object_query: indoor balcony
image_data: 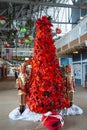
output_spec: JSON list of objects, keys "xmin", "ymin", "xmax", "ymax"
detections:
[{"xmin": 55, "ymin": 15, "xmax": 87, "ymax": 57}]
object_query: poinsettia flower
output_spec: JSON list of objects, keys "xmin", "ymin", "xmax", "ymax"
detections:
[{"xmin": 26, "ymin": 16, "xmax": 69, "ymax": 113}]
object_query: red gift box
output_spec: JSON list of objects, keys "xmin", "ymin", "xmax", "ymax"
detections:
[{"xmin": 42, "ymin": 111, "xmax": 64, "ymax": 130}]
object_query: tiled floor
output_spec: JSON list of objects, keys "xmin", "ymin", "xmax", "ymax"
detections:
[{"xmin": 0, "ymin": 77, "xmax": 87, "ymax": 130}]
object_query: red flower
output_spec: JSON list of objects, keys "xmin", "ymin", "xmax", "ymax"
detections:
[{"xmin": 26, "ymin": 16, "xmax": 69, "ymax": 113}]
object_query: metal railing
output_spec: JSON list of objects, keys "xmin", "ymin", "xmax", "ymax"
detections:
[
  {"xmin": 55, "ymin": 15, "xmax": 87, "ymax": 49},
  {"xmin": 1, "ymin": 48, "xmax": 33, "ymax": 57}
]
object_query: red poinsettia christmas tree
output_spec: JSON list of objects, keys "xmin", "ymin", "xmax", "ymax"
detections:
[{"xmin": 26, "ymin": 16, "xmax": 69, "ymax": 113}]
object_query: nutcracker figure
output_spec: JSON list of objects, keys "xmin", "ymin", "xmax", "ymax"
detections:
[
  {"xmin": 16, "ymin": 62, "xmax": 28, "ymax": 114},
  {"xmin": 65, "ymin": 65, "xmax": 74, "ymax": 107}
]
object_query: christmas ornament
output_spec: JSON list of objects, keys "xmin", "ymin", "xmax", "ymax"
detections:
[
  {"xmin": 20, "ymin": 39, "xmax": 24, "ymax": 44},
  {"xmin": 24, "ymin": 39, "xmax": 30, "ymax": 45},
  {"xmin": 0, "ymin": 16, "xmax": 6, "ymax": 24},
  {"xmin": 20, "ymin": 27, "xmax": 26, "ymax": 33},
  {"xmin": 56, "ymin": 28, "xmax": 62, "ymax": 34},
  {"xmin": 4, "ymin": 43, "xmax": 9, "ymax": 48}
]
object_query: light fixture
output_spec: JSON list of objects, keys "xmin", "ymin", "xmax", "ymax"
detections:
[{"xmin": 73, "ymin": 51, "xmax": 78, "ymax": 54}]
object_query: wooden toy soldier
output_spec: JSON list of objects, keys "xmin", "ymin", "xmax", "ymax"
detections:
[
  {"xmin": 65, "ymin": 65, "xmax": 75, "ymax": 107},
  {"xmin": 16, "ymin": 63, "xmax": 28, "ymax": 114}
]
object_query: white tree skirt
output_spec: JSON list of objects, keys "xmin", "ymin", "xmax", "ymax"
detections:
[
  {"xmin": 9, "ymin": 106, "xmax": 42, "ymax": 121},
  {"xmin": 59, "ymin": 104, "xmax": 83, "ymax": 116},
  {"xmin": 9, "ymin": 104, "xmax": 83, "ymax": 121}
]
